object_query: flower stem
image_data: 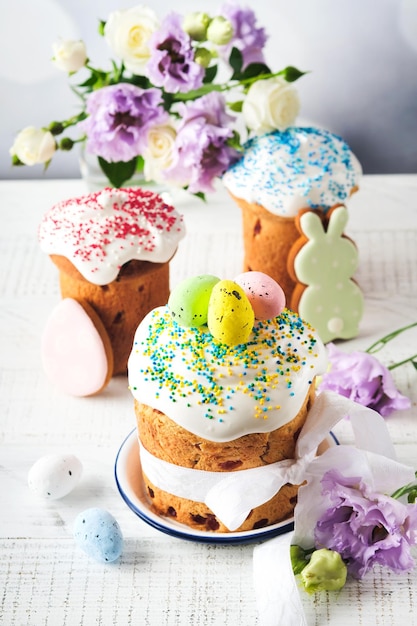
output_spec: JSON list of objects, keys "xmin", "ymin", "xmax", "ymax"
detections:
[
  {"xmin": 365, "ymin": 322, "xmax": 417, "ymax": 354},
  {"xmin": 388, "ymin": 354, "xmax": 417, "ymax": 371},
  {"xmin": 172, "ymin": 68, "xmax": 297, "ymax": 103},
  {"xmin": 391, "ymin": 472, "xmax": 417, "ymax": 500}
]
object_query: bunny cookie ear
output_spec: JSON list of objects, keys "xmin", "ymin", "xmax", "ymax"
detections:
[
  {"xmin": 326, "ymin": 205, "xmax": 349, "ymax": 238},
  {"xmin": 325, "ymin": 204, "xmax": 358, "ymax": 250},
  {"xmin": 286, "ymin": 209, "xmax": 326, "ymax": 283},
  {"xmin": 298, "ymin": 210, "xmax": 326, "ymax": 241}
]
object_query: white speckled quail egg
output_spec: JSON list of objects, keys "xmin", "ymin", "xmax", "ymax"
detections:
[
  {"xmin": 27, "ymin": 453, "xmax": 83, "ymax": 500},
  {"xmin": 73, "ymin": 508, "xmax": 124, "ymax": 563}
]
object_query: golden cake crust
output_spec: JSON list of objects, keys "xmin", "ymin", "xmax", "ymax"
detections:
[
  {"xmin": 229, "ymin": 192, "xmax": 300, "ymax": 305},
  {"xmin": 144, "ymin": 472, "xmax": 299, "ymax": 533},
  {"xmin": 134, "ymin": 386, "xmax": 315, "ymax": 533},
  {"xmin": 135, "ymin": 386, "xmax": 314, "ymax": 471},
  {"xmin": 51, "ymin": 255, "xmax": 170, "ymax": 375}
]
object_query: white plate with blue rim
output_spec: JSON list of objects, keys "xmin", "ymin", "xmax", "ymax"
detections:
[{"xmin": 114, "ymin": 429, "xmax": 339, "ymax": 545}]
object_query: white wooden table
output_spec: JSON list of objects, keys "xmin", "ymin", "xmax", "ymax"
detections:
[{"xmin": 1, "ymin": 175, "xmax": 417, "ymax": 625}]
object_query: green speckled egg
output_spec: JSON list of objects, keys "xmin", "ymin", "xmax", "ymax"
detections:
[
  {"xmin": 168, "ymin": 274, "xmax": 220, "ymax": 327},
  {"xmin": 207, "ymin": 280, "xmax": 255, "ymax": 345}
]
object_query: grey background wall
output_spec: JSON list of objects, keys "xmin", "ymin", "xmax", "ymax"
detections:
[{"xmin": 2, "ymin": 0, "xmax": 417, "ymax": 180}]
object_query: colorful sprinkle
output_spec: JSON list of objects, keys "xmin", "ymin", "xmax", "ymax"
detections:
[{"xmin": 128, "ymin": 304, "xmax": 328, "ymax": 442}]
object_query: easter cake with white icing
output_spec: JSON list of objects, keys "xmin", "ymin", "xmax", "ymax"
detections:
[
  {"xmin": 222, "ymin": 126, "xmax": 364, "ymax": 343},
  {"xmin": 128, "ymin": 272, "xmax": 328, "ymax": 533},
  {"xmin": 39, "ymin": 187, "xmax": 185, "ymax": 383}
]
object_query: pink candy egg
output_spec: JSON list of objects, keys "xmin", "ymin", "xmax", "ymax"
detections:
[
  {"xmin": 234, "ymin": 272, "xmax": 286, "ymax": 320},
  {"xmin": 41, "ymin": 298, "xmax": 113, "ymax": 396}
]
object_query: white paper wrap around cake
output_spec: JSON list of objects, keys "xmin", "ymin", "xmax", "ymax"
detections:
[{"xmin": 128, "ymin": 306, "xmax": 328, "ymax": 442}]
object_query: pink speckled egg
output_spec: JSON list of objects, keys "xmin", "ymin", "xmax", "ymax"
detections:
[{"xmin": 234, "ymin": 272, "xmax": 286, "ymax": 320}]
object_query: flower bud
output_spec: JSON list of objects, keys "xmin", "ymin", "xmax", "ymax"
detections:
[
  {"xmin": 206, "ymin": 16, "xmax": 233, "ymax": 45},
  {"xmin": 59, "ymin": 137, "xmax": 75, "ymax": 151},
  {"xmin": 183, "ymin": 12, "xmax": 210, "ymax": 41},
  {"xmin": 52, "ymin": 39, "xmax": 87, "ymax": 73},
  {"xmin": 10, "ymin": 127, "xmax": 56, "ymax": 166},
  {"xmin": 194, "ymin": 47, "xmax": 213, "ymax": 68},
  {"xmin": 48, "ymin": 121, "xmax": 65, "ymax": 136},
  {"xmin": 300, "ymin": 549, "xmax": 347, "ymax": 594}
]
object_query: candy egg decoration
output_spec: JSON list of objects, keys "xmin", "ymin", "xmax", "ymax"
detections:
[
  {"xmin": 207, "ymin": 280, "xmax": 255, "ymax": 346},
  {"xmin": 73, "ymin": 508, "xmax": 123, "ymax": 563},
  {"xmin": 41, "ymin": 298, "xmax": 114, "ymax": 397},
  {"xmin": 168, "ymin": 274, "xmax": 220, "ymax": 327},
  {"xmin": 234, "ymin": 271, "xmax": 286, "ymax": 320},
  {"xmin": 28, "ymin": 453, "xmax": 83, "ymax": 500}
]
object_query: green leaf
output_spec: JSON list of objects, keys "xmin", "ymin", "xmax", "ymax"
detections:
[
  {"xmin": 77, "ymin": 75, "xmax": 99, "ymax": 89},
  {"xmin": 173, "ymin": 83, "xmax": 222, "ymax": 102},
  {"xmin": 203, "ymin": 64, "xmax": 218, "ymax": 84},
  {"xmin": 241, "ymin": 62, "xmax": 271, "ymax": 80},
  {"xmin": 229, "ymin": 47, "xmax": 243, "ymax": 79},
  {"xmin": 11, "ymin": 155, "xmax": 24, "ymax": 166},
  {"xmin": 77, "ymin": 68, "xmax": 109, "ymax": 90},
  {"xmin": 98, "ymin": 20, "xmax": 106, "ymax": 37},
  {"xmin": 161, "ymin": 91, "xmax": 175, "ymax": 111},
  {"xmin": 98, "ymin": 157, "xmax": 138, "ymax": 188},
  {"xmin": 279, "ymin": 66, "xmax": 308, "ymax": 83},
  {"xmin": 290, "ymin": 545, "xmax": 309, "ymax": 575},
  {"xmin": 227, "ymin": 130, "xmax": 243, "ymax": 151},
  {"xmin": 135, "ymin": 155, "xmax": 145, "ymax": 174},
  {"xmin": 128, "ymin": 74, "xmax": 152, "ymax": 90},
  {"xmin": 228, "ymin": 100, "xmax": 243, "ymax": 113}
]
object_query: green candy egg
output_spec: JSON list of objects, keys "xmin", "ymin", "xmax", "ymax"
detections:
[
  {"xmin": 207, "ymin": 280, "xmax": 255, "ymax": 345},
  {"xmin": 168, "ymin": 274, "xmax": 220, "ymax": 327}
]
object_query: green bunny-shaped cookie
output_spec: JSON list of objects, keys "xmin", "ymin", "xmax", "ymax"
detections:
[{"xmin": 293, "ymin": 206, "xmax": 364, "ymax": 343}]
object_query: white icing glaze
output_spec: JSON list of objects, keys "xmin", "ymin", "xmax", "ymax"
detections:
[
  {"xmin": 39, "ymin": 187, "xmax": 185, "ymax": 285},
  {"xmin": 128, "ymin": 306, "xmax": 328, "ymax": 442},
  {"xmin": 222, "ymin": 126, "xmax": 362, "ymax": 217}
]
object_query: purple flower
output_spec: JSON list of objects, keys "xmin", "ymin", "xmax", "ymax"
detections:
[
  {"xmin": 164, "ymin": 92, "xmax": 240, "ymax": 193},
  {"xmin": 147, "ymin": 13, "xmax": 204, "ymax": 93},
  {"xmin": 315, "ymin": 469, "xmax": 417, "ymax": 578},
  {"xmin": 319, "ymin": 343, "xmax": 411, "ymax": 417},
  {"xmin": 219, "ymin": 3, "xmax": 267, "ymax": 68},
  {"xmin": 79, "ymin": 83, "xmax": 166, "ymax": 162}
]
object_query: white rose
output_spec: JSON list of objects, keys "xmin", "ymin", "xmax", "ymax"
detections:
[
  {"xmin": 10, "ymin": 127, "xmax": 56, "ymax": 166},
  {"xmin": 242, "ymin": 77, "xmax": 300, "ymax": 134},
  {"xmin": 52, "ymin": 39, "xmax": 87, "ymax": 73},
  {"xmin": 143, "ymin": 124, "xmax": 177, "ymax": 183},
  {"xmin": 104, "ymin": 6, "xmax": 160, "ymax": 75}
]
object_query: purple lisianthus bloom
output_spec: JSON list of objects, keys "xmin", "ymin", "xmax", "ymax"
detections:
[
  {"xmin": 79, "ymin": 83, "xmax": 167, "ymax": 162},
  {"xmin": 164, "ymin": 92, "xmax": 240, "ymax": 193},
  {"xmin": 147, "ymin": 13, "xmax": 204, "ymax": 93},
  {"xmin": 315, "ymin": 469, "xmax": 417, "ymax": 578},
  {"xmin": 319, "ymin": 343, "xmax": 411, "ymax": 417},
  {"xmin": 219, "ymin": 3, "xmax": 267, "ymax": 68}
]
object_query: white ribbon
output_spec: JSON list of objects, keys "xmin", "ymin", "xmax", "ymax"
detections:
[
  {"xmin": 140, "ymin": 391, "xmax": 358, "ymax": 530},
  {"xmin": 253, "ymin": 532, "xmax": 307, "ymax": 626},
  {"xmin": 253, "ymin": 394, "xmax": 416, "ymax": 626},
  {"xmin": 139, "ymin": 392, "xmax": 416, "ymax": 624}
]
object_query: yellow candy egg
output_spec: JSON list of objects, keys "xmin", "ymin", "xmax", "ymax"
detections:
[{"xmin": 207, "ymin": 280, "xmax": 255, "ymax": 345}]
